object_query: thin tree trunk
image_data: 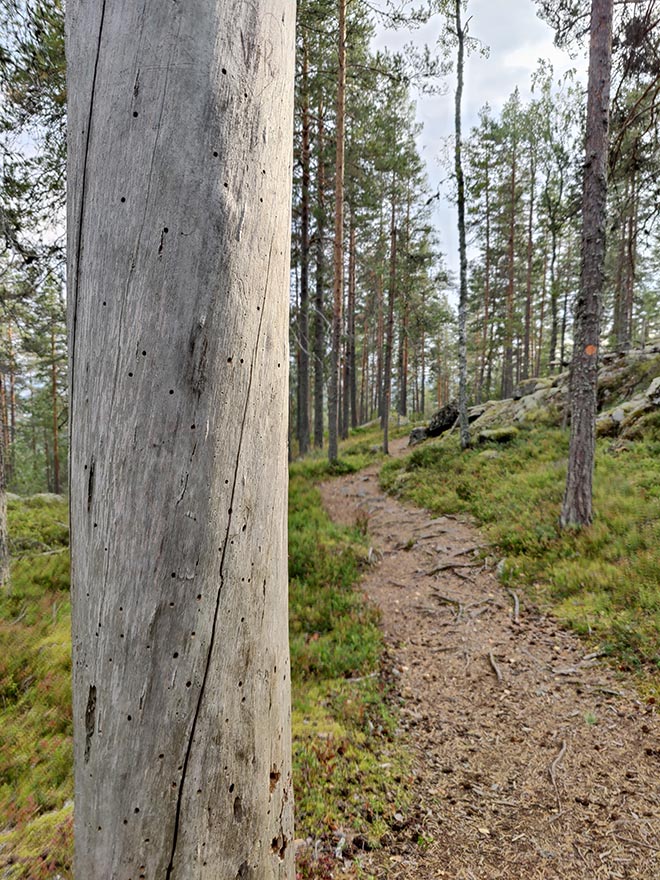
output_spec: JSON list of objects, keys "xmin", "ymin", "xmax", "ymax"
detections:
[
  {"xmin": 559, "ymin": 241, "xmax": 572, "ymax": 369},
  {"xmin": 477, "ymin": 158, "xmax": 491, "ymax": 405},
  {"xmin": 328, "ymin": 0, "xmax": 346, "ymax": 463},
  {"xmin": 503, "ymin": 137, "xmax": 517, "ymax": 398},
  {"xmin": 67, "ymin": 2, "xmax": 296, "ymax": 876},
  {"xmin": 623, "ymin": 168, "xmax": 637, "ymax": 348},
  {"xmin": 455, "ymin": 0, "xmax": 470, "ymax": 449},
  {"xmin": 359, "ymin": 307, "xmax": 369, "ymax": 424},
  {"xmin": 298, "ymin": 40, "xmax": 311, "ymax": 456},
  {"xmin": 348, "ymin": 219, "xmax": 357, "ymax": 429},
  {"xmin": 313, "ymin": 97, "xmax": 326, "ymax": 449},
  {"xmin": 51, "ymin": 326, "xmax": 61, "ymax": 495},
  {"xmin": 536, "ymin": 247, "xmax": 548, "ymax": 377},
  {"xmin": 522, "ymin": 154, "xmax": 535, "ymax": 380},
  {"xmin": 398, "ymin": 195, "xmax": 411, "ymax": 417},
  {"xmin": 382, "ymin": 191, "xmax": 397, "ymax": 455},
  {"xmin": 0, "ymin": 416, "xmax": 8, "ymax": 586},
  {"xmin": 562, "ymin": 0, "xmax": 614, "ymax": 528},
  {"xmin": 420, "ymin": 288, "xmax": 426, "ymax": 415},
  {"xmin": 0, "ymin": 379, "xmax": 8, "ymax": 485},
  {"xmin": 375, "ymin": 226, "xmax": 385, "ymax": 419},
  {"xmin": 548, "ymin": 226, "xmax": 560, "ymax": 371},
  {"xmin": 7, "ymin": 323, "xmax": 15, "ymax": 483}
]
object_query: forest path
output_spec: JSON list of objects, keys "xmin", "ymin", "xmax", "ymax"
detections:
[{"xmin": 320, "ymin": 437, "xmax": 660, "ymax": 880}]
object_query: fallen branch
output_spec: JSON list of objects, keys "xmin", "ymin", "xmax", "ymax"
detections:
[
  {"xmin": 345, "ymin": 672, "xmax": 379, "ymax": 684},
  {"xmin": 415, "ymin": 530, "xmax": 449, "ymax": 540},
  {"xmin": 612, "ymin": 835, "xmax": 660, "ymax": 853},
  {"xmin": 431, "ymin": 592, "xmax": 464, "ymax": 620},
  {"xmin": 444, "ymin": 542, "xmax": 484, "ymax": 558},
  {"xmin": 422, "ymin": 561, "xmax": 480, "ymax": 576},
  {"xmin": 549, "ymin": 739, "xmax": 567, "ymax": 810},
  {"xmin": 488, "ymin": 651, "xmax": 503, "ymax": 684},
  {"xmin": 10, "ymin": 606, "xmax": 28, "ymax": 626},
  {"xmin": 507, "ymin": 589, "xmax": 520, "ymax": 624}
]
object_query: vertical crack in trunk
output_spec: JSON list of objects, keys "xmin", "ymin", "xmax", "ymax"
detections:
[
  {"xmin": 165, "ymin": 237, "xmax": 276, "ymax": 879},
  {"xmin": 70, "ymin": 0, "xmax": 107, "ymax": 434},
  {"xmin": 84, "ymin": 685, "xmax": 97, "ymax": 763}
]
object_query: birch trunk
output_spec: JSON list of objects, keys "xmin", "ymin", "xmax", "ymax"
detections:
[{"xmin": 67, "ymin": 2, "xmax": 296, "ymax": 877}]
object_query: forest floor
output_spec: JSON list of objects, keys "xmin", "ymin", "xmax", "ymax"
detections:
[{"xmin": 320, "ymin": 437, "xmax": 660, "ymax": 880}]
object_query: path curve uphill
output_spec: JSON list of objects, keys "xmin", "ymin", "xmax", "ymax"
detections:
[{"xmin": 320, "ymin": 438, "xmax": 660, "ymax": 880}]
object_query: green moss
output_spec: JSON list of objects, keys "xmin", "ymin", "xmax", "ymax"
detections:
[
  {"xmin": 293, "ymin": 679, "xmax": 410, "ymax": 844},
  {"xmin": 0, "ymin": 805, "xmax": 73, "ymax": 880},
  {"xmin": 1, "ymin": 431, "xmax": 408, "ymax": 870},
  {"xmin": 476, "ymin": 426, "xmax": 520, "ymax": 444}
]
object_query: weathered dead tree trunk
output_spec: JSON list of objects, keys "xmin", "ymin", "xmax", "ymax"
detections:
[{"xmin": 68, "ymin": 2, "xmax": 296, "ymax": 876}]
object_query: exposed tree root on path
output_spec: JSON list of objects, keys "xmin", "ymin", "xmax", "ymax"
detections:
[{"xmin": 320, "ymin": 438, "xmax": 660, "ymax": 879}]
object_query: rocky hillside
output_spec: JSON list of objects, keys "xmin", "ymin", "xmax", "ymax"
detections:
[{"xmin": 411, "ymin": 344, "xmax": 660, "ymax": 445}]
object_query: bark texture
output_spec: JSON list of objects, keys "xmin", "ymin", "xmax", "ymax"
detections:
[
  {"xmin": 454, "ymin": 0, "xmax": 470, "ymax": 450},
  {"xmin": 0, "ymin": 431, "xmax": 8, "ymax": 588},
  {"xmin": 328, "ymin": 0, "xmax": 346, "ymax": 463},
  {"xmin": 67, "ymin": 2, "xmax": 296, "ymax": 877},
  {"xmin": 561, "ymin": 0, "xmax": 614, "ymax": 528}
]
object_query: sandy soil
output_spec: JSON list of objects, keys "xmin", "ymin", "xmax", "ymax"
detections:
[{"xmin": 319, "ymin": 438, "xmax": 660, "ymax": 880}]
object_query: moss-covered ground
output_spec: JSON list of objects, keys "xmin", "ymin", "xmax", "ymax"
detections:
[{"xmin": 0, "ymin": 431, "xmax": 410, "ymax": 879}]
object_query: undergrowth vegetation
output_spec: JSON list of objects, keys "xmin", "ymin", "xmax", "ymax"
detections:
[
  {"xmin": 0, "ymin": 433, "xmax": 408, "ymax": 878},
  {"xmin": 381, "ymin": 425, "xmax": 660, "ymax": 676}
]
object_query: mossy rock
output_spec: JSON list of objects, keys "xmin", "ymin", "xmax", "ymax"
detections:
[{"xmin": 477, "ymin": 426, "xmax": 519, "ymax": 444}]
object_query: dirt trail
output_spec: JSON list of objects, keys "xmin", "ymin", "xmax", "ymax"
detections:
[{"xmin": 320, "ymin": 437, "xmax": 660, "ymax": 880}]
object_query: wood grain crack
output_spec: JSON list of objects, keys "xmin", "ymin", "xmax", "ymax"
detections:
[
  {"xmin": 165, "ymin": 235, "xmax": 276, "ymax": 879},
  {"xmin": 69, "ymin": 0, "xmax": 107, "ymax": 437}
]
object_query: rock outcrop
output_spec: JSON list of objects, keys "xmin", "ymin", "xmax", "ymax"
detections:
[{"xmin": 411, "ymin": 345, "xmax": 660, "ymax": 445}]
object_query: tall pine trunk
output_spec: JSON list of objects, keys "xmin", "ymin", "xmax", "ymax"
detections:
[
  {"xmin": 522, "ymin": 153, "xmax": 535, "ymax": 380},
  {"xmin": 298, "ymin": 40, "xmax": 311, "ymax": 456},
  {"xmin": 67, "ymin": 2, "xmax": 296, "ymax": 875},
  {"xmin": 0, "ymin": 421, "xmax": 8, "ymax": 586},
  {"xmin": 502, "ymin": 139, "xmax": 516, "ymax": 398},
  {"xmin": 328, "ymin": 0, "xmax": 346, "ymax": 463},
  {"xmin": 382, "ymin": 189, "xmax": 397, "ymax": 454},
  {"xmin": 455, "ymin": 0, "xmax": 470, "ymax": 449},
  {"xmin": 561, "ymin": 0, "xmax": 614, "ymax": 528},
  {"xmin": 313, "ymin": 98, "xmax": 326, "ymax": 449}
]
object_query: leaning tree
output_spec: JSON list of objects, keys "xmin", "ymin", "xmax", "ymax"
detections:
[{"xmin": 68, "ymin": 1, "xmax": 296, "ymax": 876}]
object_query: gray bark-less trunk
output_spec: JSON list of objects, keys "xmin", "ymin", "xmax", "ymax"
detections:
[
  {"xmin": 561, "ymin": 0, "xmax": 614, "ymax": 528},
  {"xmin": 0, "ymin": 430, "xmax": 8, "ymax": 587},
  {"xmin": 67, "ymin": 2, "xmax": 296, "ymax": 878}
]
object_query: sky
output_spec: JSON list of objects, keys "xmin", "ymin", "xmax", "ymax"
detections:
[{"xmin": 373, "ymin": 0, "xmax": 588, "ymax": 276}]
